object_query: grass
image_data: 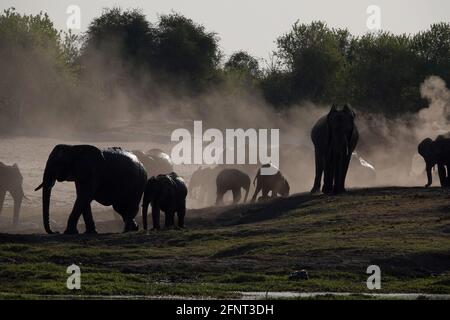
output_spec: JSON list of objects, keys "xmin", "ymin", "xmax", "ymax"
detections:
[{"xmin": 0, "ymin": 187, "xmax": 450, "ymax": 299}]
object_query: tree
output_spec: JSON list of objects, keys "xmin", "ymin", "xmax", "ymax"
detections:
[
  {"xmin": 412, "ymin": 23, "xmax": 450, "ymax": 85},
  {"xmin": 275, "ymin": 21, "xmax": 347, "ymax": 104},
  {"xmin": 224, "ymin": 51, "xmax": 260, "ymax": 78},
  {"xmin": 153, "ymin": 13, "xmax": 221, "ymax": 91},
  {"xmin": 0, "ymin": 8, "xmax": 75, "ymax": 131},
  {"xmin": 347, "ymin": 32, "xmax": 421, "ymax": 115},
  {"xmin": 82, "ymin": 7, "xmax": 155, "ymax": 73}
]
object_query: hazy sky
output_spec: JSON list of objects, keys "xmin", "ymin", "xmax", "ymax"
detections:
[{"xmin": 1, "ymin": 0, "xmax": 449, "ymax": 59}]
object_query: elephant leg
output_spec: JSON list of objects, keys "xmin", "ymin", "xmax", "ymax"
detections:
[
  {"xmin": 0, "ymin": 189, "xmax": 5, "ymax": 216},
  {"xmin": 262, "ymin": 187, "xmax": 270, "ymax": 198},
  {"xmin": 152, "ymin": 205, "xmax": 161, "ymax": 229},
  {"xmin": 322, "ymin": 157, "xmax": 334, "ymax": 194},
  {"xmin": 251, "ymin": 183, "xmax": 262, "ymax": 203},
  {"xmin": 232, "ymin": 188, "xmax": 242, "ymax": 204},
  {"xmin": 126, "ymin": 205, "xmax": 139, "ymax": 232},
  {"xmin": 65, "ymin": 198, "xmax": 85, "ymax": 234},
  {"xmin": 311, "ymin": 150, "xmax": 324, "ymax": 193},
  {"xmin": 445, "ymin": 166, "xmax": 450, "ymax": 187},
  {"xmin": 177, "ymin": 200, "xmax": 186, "ymax": 228},
  {"xmin": 337, "ymin": 153, "xmax": 352, "ymax": 193},
  {"xmin": 215, "ymin": 189, "xmax": 225, "ymax": 205},
  {"xmin": 113, "ymin": 204, "xmax": 138, "ymax": 232},
  {"xmin": 270, "ymin": 189, "xmax": 277, "ymax": 198},
  {"xmin": 438, "ymin": 164, "xmax": 447, "ymax": 187},
  {"xmin": 124, "ymin": 218, "xmax": 138, "ymax": 232},
  {"xmin": 81, "ymin": 203, "xmax": 97, "ymax": 234},
  {"xmin": 164, "ymin": 211, "xmax": 175, "ymax": 228},
  {"xmin": 12, "ymin": 194, "xmax": 22, "ymax": 227}
]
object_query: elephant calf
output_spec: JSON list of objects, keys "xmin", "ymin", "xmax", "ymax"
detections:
[
  {"xmin": 0, "ymin": 162, "xmax": 25, "ymax": 226},
  {"xmin": 142, "ymin": 172, "xmax": 187, "ymax": 230},
  {"xmin": 215, "ymin": 168, "xmax": 250, "ymax": 205},
  {"xmin": 251, "ymin": 164, "xmax": 290, "ymax": 202}
]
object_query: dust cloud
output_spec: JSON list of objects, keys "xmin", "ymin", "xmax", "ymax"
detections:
[{"xmin": 1, "ymin": 40, "xmax": 450, "ymax": 227}]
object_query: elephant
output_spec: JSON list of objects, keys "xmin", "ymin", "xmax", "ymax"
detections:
[
  {"xmin": 215, "ymin": 168, "xmax": 251, "ymax": 205},
  {"xmin": 35, "ymin": 145, "xmax": 147, "ymax": 234},
  {"xmin": 132, "ymin": 149, "xmax": 174, "ymax": 177},
  {"xmin": 142, "ymin": 172, "xmax": 187, "ymax": 230},
  {"xmin": 310, "ymin": 104, "xmax": 359, "ymax": 194},
  {"xmin": 418, "ymin": 132, "xmax": 450, "ymax": 187},
  {"xmin": 0, "ymin": 162, "xmax": 24, "ymax": 226},
  {"xmin": 189, "ymin": 166, "xmax": 220, "ymax": 206},
  {"xmin": 251, "ymin": 164, "xmax": 290, "ymax": 202}
]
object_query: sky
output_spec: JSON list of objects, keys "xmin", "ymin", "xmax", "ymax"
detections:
[{"xmin": 1, "ymin": 0, "xmax": 449, "ymax": 59}]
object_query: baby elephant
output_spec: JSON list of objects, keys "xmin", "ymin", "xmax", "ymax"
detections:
[
  {"xmin": 216, "ymin": 168, "xmax": 250, "ymax": 205},
  {"xmin": 142, "ymin": 172, "xmax": 187, "ymax": 230},
  {"xmin": 251, "ymin": 164, "xmax": 290, "ymax": 202}
]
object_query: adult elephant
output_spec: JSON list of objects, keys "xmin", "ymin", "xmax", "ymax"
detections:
[
  {"xmin": 215, "ymin": 168, "xmax": 250, "ymax": 205},
  {"xmin": 310, "ymin": 104, "xmax": 359, "ymax": 194},
  {"xmin": 418, "ymin": 132, "xmax": 450, "ymax": 187},
  {"xmin": 35, "ymin": 145, "xmax": 147, "ymax": 234},
  {"xmin": 142, "ymin": 172, "xmax": 187, "ymax": 230},
  {"xmin": 0, "ymin": 162, "xmax": 25, "ymax": 226},
  {"xmin": 132, "ymin": 149, "xmax": 174, "ymax": 178},
  {"xmin": 251, "ymin": 164, "xmax": 290, "ymax": 202}
]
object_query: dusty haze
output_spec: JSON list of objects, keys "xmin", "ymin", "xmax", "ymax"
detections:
[{"xmin": 1, "ymin": 44, "xmax": 450, "ymax": 231}]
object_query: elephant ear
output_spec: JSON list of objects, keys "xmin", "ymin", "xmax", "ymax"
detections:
[
  {"xmin": 327, "ymin": 103, "xmax": 337, "ymax": 121},
  {"xmin": 72, "ymin": 145, "xmax": 105, "ymax": 182},
  {"xmin": 343, "ymin": 104, "xmax": 356, "ymax": 119},
  {"xmin": 418, "ymin": 138, "xmax": 433, "ymax": 157}
]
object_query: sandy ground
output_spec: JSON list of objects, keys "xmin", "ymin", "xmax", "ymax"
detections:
[{"xmin": 0, "ymin": 126, "xmax": 433, "ymax": 232}]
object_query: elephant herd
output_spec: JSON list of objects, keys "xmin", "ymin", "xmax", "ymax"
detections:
[{"xmin": 0, "ymin": 104, "xmax": 448, "ymax": 234}]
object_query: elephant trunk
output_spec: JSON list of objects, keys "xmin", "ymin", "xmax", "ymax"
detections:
[
  {"xmin": 42, "ymin": 186, "xmax": 54, "ymax": 234},
  {"xmin": 331, "ymin": 135, "xmax": 349, "ymax": 192},
  {"xmin": 12, "ymin": 190, "xmax": 23, "ymax": 227},
  {"xmin": 425, "ymin": 162, "xmax": 433, "ymax": 187},
  {"xmin": 36, "ymin": 166, "xmax": 57, "ymax": 234}
]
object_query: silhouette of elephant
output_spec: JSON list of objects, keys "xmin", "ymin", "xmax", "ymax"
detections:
[
  {"xmin": 251, "ymin": 164, "xmax": 290, "ymax": 202},
  {"xmin": 418, "ymin": 132, "xmax": 450, "ymax": 187},
  {"xmin": 215, "ymin": 168, "xmax": 250, "ymax": 205},
  {"xmin": 35, "ymin": 145, "xmax": 147, "ymax": 234},
  {"xmin": 132, "ymin": 149, "xmax": 173, "ymax": 177},
  {"xmin": 310, "ymin": 104, "xmax": 359, "ymax": 194},
  {"xmin": 142, "ymin": 172, "xmax": 187, "ymax": 230},
  {"xmin": 189, "ymin": 166, "xmax": 221, "ymax": 206},
  {"xmin": 0, "ymin": 162, "xmax": 24, "ymax": 226}
]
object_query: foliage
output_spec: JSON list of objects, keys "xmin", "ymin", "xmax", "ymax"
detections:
[
  {"xmin": 0, "ymin": 8, "xmax": 77, "ymax": 131},
  {"xmin": 267, "ymin": 20, "xmax": 450, "ymax": 114},
  {"xmin": 1, "ymin": 7, "xmax": 450, "ymax": 133}
]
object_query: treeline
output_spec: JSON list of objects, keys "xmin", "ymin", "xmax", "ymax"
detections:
[{"xmin": 0, "ymin": 7, "xmax": 449, "ymax": 132}]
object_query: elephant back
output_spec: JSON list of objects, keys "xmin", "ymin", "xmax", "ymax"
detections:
[
  {"xmin": 155, "ymin": 172, "xmax": 187, "ymax": 198},
  {"xmin": 132, "ymin": 149, "xmax": 174, "ymax": 177},
  {"xmin": 101, "ymin": 147, "xmax": 148, "ymax": 194}
]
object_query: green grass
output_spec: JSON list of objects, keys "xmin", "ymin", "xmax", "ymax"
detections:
[{"xmin": 1, "ymin": 187, "xmax": 450, "ymax": 299}]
